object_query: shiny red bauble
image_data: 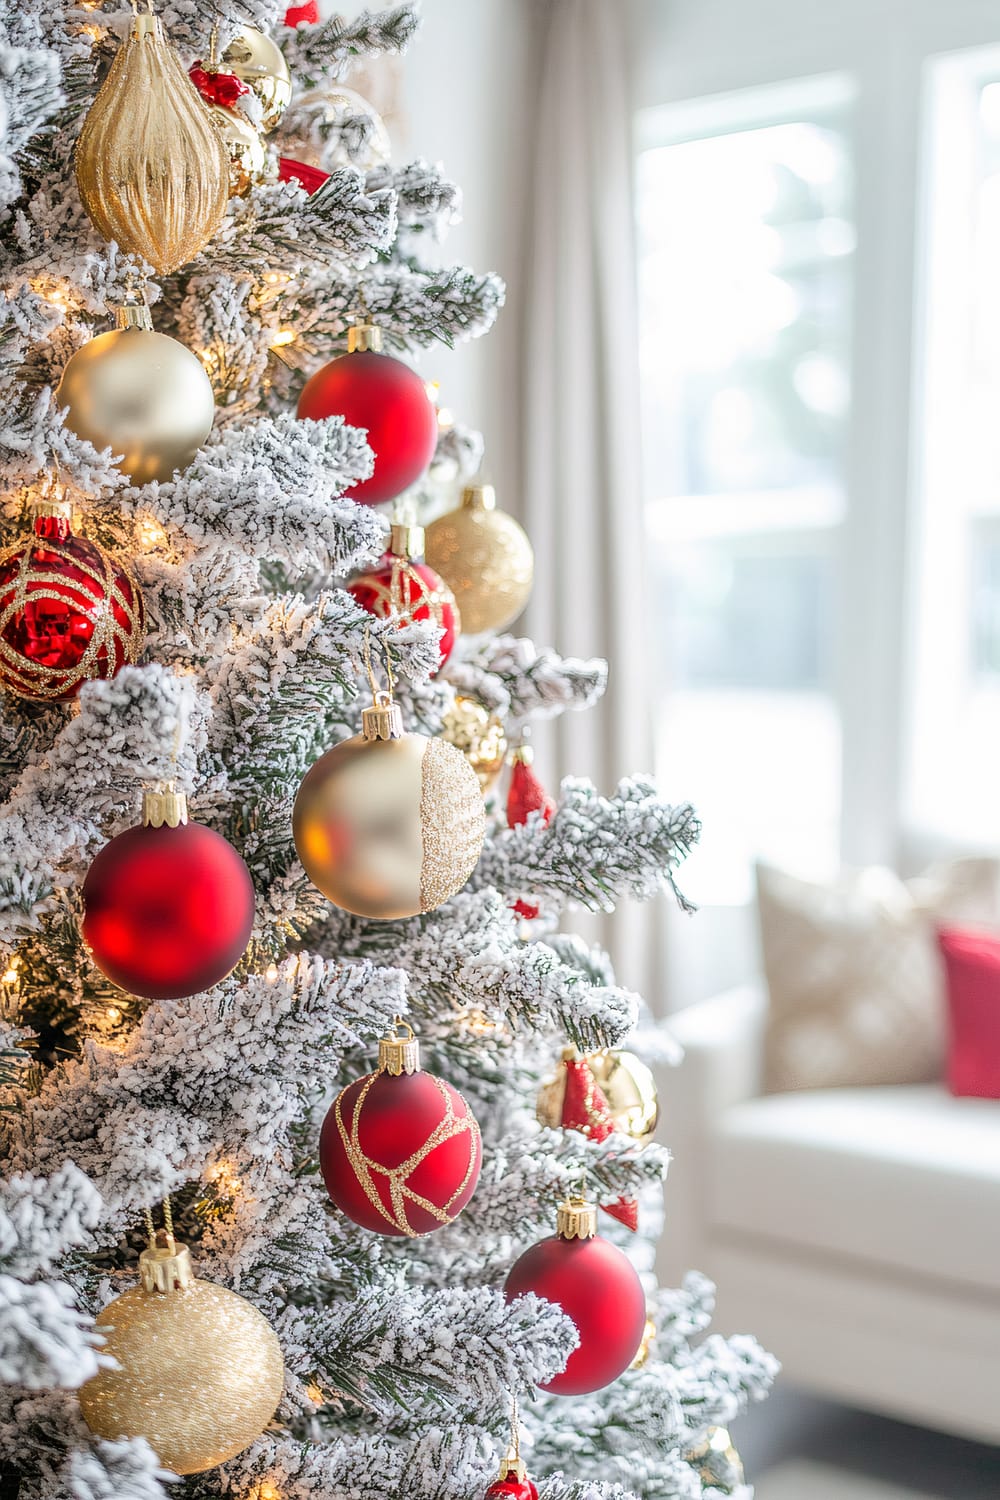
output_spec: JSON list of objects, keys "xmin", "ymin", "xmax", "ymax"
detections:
[
  {"xmin": 504, "ymin": 1221, "xmax": 646, "ymax": 1394},
  {"xmin": 320, "ymin": 1043, "xmax": 481, "ymax": 1236},
  {"xmin": 188, "ymin": 64, "xmax": 251, "ymax": 109},
  {"xmin": 0, "ymin": 512, "xmax": 144, "ymax": 702},
  {"xmin": 297, "ymin": 347, "xmax": 438, "ymax": 506},
  {"xmin": 81, "ymin": 816, "xmax": 255, "ymax": 1000},
  {"xmin": 486, "ymin": 1477, "xmax": 538, "ymax": 1500},
  {"xmin": 278, "ymin": 158, "xmax": 330, "ymax": 195},
  {"xmin": 348, "ymin": 541, "xmax": 459, "ymax": 673}
]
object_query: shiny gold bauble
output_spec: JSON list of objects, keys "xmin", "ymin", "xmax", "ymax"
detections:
[
  {"xmin": 293, "ymin": 697, "xmax": 485, "ymax": 919},
  {"xmin": 282, "ymin": 83, "xmax": 391, "ymax": 172},
  {"xmin": 78, "ymin": 1239, "xmax": 284, "ymax": 1476},
  {"xmin": 537, "ymin": 1048, "xmax": 659, "ymax": 1145},
  {"xmin": 683, "ymin": 1427, "xmax": 745, "ymax": 1494},
  {"xmin": 630, "ymin": 1315, "xmax": 657, "ymax": 1369},
  {"xmin": 425, "ymin": 484, "xmax": 534, "ymax": 635},
  {"xmin": 222, "ymin": 26, "xmax": 292, "ymax": 133},
  {"xmin": 208, "ymin": 104, "xmax": 267, "ymax": 197},
  {"xmin": 75, "ymin": 13, "xmax": 229, "ymax": 275},
  {"xmin": 440, "ymin": 694, "xmax": 508, "ymax": 791},
  {"xmin": 57, "ymin": 311, "xmax": 216, "ymax": 486}
]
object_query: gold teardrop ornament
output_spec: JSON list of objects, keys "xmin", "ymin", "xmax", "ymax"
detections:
[{"xmin": 75, "ymin": 12, "xmax": 230, "ymax": 275}]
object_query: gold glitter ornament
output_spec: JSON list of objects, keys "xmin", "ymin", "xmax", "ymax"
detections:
[
  {"xmin": 78, "ymin": 1230, "xmax": 284, "ymax": 1475},
  {"xmin": 683, "ymin": 1427, "xmax": 745, "ymax": 1494},
  {"xmin": 293, "ymin": 690, "xmax": 485, "ymax": 919},
  {"xmin": 222, "ymin": 26, "xmax": 292, "ymax": 133},
  {"xmin": 56, "ymin": 303, "xmax": 216, "ymax": 486},
  {"xmin": 425, "ymin": 483, "xmax": 534, "ymax": 635},
  {"xmin": 75, "ymin": 12, "xmax": 229, "ymax": 276},
  {"xmin": 440, "ymin": 694, "xmax": 508, "ymax": 791},
  {"xmin": 207, "ymin": 103, "xmax": 267, "ymax": 197}
]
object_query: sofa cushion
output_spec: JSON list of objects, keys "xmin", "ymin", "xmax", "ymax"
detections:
[
  {"xmin": 939, "ymin": 926, "xmax": 1000, "ymax": 1099},
  {"xmin": 708, "ymin": 1085, "xmax": 1000, "ymax": 1294}
]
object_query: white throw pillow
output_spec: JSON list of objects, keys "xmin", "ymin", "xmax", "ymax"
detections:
[{"xmin": 757, "ymin": 857, "xmax": 1000, "ymax": 1093}]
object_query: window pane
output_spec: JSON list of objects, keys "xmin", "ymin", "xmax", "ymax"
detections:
[{"xmin": 637, "ymin": 83, "xmax": 853, "ymax": 903}]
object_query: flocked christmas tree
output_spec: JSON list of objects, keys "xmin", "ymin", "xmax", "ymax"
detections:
[{"xmin": 0, "ymin": 5, "xmax": 778, "ymax": 1500}]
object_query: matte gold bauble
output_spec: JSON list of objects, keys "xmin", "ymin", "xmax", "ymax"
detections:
[
  {"xmin": 75, "ymin": 13, "xmax": 229, "ymax": 275},
  {"xmin": 208, "ymin": 104, "xmax": 267, "ymax": 197},
  {"xmin": 78, "ymin": 1234, "xmax": 284, "ymax": 1476},
  {"xmin": 440, "ymin": 694, "xmax": 508, "ymax": 791},
  {"xmin": 293, "ymin": 693, "xmax": 485, "ymax": 919},
  {"xmin": 683, "ymin": 1427, "xmax": 745, "ymax": 1494},
  {"xmin": 425, "ymin": 484, "xmax": 534, "ymax": 635},
  {"xmin": 56, "ymin": 305, "xmax": 215, "ymax": 486},
  {"xmin": 537, "ymin": 1047, "xmax": 659, "ymax": 1145},
  {"xmin": 222, "ymin": 26, "xmax": 292, "ymax": 133}
]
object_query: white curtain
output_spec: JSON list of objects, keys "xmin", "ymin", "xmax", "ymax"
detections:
[{"xmin": 520, "ymin": 0, "xmax": 665, "ymax": 1004}]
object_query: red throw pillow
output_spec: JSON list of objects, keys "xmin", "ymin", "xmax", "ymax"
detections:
[{"xmin": 937, "ymin": 926, "xmax": 1000, "ymax": 1098}]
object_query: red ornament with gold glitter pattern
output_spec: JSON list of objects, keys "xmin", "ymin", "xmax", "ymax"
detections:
[
  {"xmin": 0, "ymin": 493, "xmax": 144, "ymax": 702},
  {"xmin": 348, "ymin": 521, "xmax": 460, "ymax": 672},
  {"xmin": 319, "ymin": 1021, "xmax": 481, "ymax": 1236},
  {"xmin": 504, "ymin": 1196, "xmax": 646, "ymax": 1394}
]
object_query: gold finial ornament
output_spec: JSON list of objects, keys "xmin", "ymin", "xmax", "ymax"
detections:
[
  {"xmin": 75, "ymin": 10, "xmax": 230, "ymax": 275},
  {"xmin": 425, "ymin": 482, "xmax": 534, "ymax": 635},
  {"xmin": 557, "ymin": 1195, "xmax": 598, "ymax": 1240},
  {"xmin": 378, "ymin": 1018, "xmax": 421, "ymax": 1076},
  {"xmin": 78, "ymin": 1224, "xmax": 285, "ymax": 1475}
]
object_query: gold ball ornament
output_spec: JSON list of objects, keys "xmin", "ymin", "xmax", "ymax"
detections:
[
  {"xmin": 537, "ymin": 1047, "xmax": 659, "ymax": 1145},
  {"xmin": 222, "ymin": 26, "xmax": 292, "ymax": 133},
  {"xmin": 282, "ymin": 83, "xmax": 391, "ymax": 172},
  {"xmin": 78, "ymin": 1234, "xmax": 284, "ymax": 1476},
  {"xmin": 440, "ymin": 694, "xmax": 508, "ymax": 791},
  {"xmin": 208, "ymin": 103, "xmax": 267, "ymax": 197},
  {"xmin": 683, "ymin": 1427, "xmax": 746, "ymax": 1494},
  {"xmin": 75, "ymin": 13, "xmax": 229, "ymax": 275},
  {"xmin": 293, "ymin": 692, "xmax": 485, "ymax": 919},
  {"xmin": 56, "ymin": 304, "xmax": 216, "ymax": 486},
  {"xmin": 425, "ymin": 484, "xmax": 534, "ymax": 635}
]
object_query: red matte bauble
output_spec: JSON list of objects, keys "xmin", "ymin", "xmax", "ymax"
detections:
[
  {"xmin": 284, "ymin": 0, "xmax": 318, "ymax": 22},
  {"xmin": 278, "ymin": 157, "xmax": 330, "ymax": 194},
  {"xmin": 486, "ymin": 1480, "xmax": 538, "ymax": 1500},
  {"xmin": 188, "ymin": 64, "xmax": 251, "ymax": 109},
  {"xmin": 296, "ymin": 349, "xmax": 438, "ymax": 506},
  {"xmin": 348, "ymin": 554, "xmax": 459, "ymax": 672},
  {"xmin": 320, "ymin": 1067, "xmax": 481, "ymax": 1236},
  {"xmin": 81, "ymin": 822, "xmax": 255, "ymax": 1000},
  {"xmin": 504, "ymin": 1233, "xmax": 646, "ymax": 1394},
  {"xmin": 0, "ymin": 515, "xmax": 144, "ymax": 702}
]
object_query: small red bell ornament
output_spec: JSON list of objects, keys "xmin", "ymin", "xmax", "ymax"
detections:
[
  {"xmin": 0, "ymin": 490, "xmax": 144, "ymax": 702},
  {"xmin": 348, "ymin": 521, "xmax": 460, "ymax": 673},
  {"xmin": 296, "ymin": 321, "xmax": 438, "ymax": 506},
  {"xmin": 504, "ymin": 1196, "xmax": 647, "ymax": 1395},
  {"xmin": 81, "ymin": 786, "xmax": 256, "ymax": 1001},
  {"xmin": 320, "ymin": 1019, "xmax": 482, "ymax": 1236}
]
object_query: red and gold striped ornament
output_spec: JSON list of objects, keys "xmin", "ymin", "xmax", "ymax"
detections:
[
  {"xmin": 319, "ymin": 1020, "xmax": 482, "ymax": 1236},
  {"xmin": 0, "ymin": 493, "xmax": 144, "ymax": 702},
  {"xmin": 348, "ymin": 521, "xmax": 460, "ymax": 673}
]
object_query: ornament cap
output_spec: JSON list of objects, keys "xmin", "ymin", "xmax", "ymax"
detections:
[
  {"xmin": 30, "ymin": 490, "xmax": 72, "ymax": 522},
  {"xmin": 557, "ymin": 1194, "xmax": 598, "ymax": 1240},
  {"xmin": 114, "ymin": 303, "xmax": 154, "ymax": 332},
  {"xmin": 389, "ymin": 521, "xmax": 425, "ymax": 559},
  {"xmin": 497, "ymin": 1455, "xmax": 527, "ymax": 1482},
  {"xmin": 510, "ymin": 744, "xmax": 534, "ymax": 767},
  {"xmin": 142, "ymin": 787, "xmax": 189, "ymax": 828},
  {"xmin": 131, "ymin": 11, "xmax": 160, "ymax": 40},
  {"xmin": 347, "ymin": 322, "xmax": 384, "ymax": 354},
  {"xmin": 461, "ymin": 482, "xmax": 496, "ymax": 512},
  {"xmin": 378, "ymin": 1019, "xmax": 421, "ymax": 1076},
  {"xmin": 139, "ymin": 1231, "xmax": 195, "ymax": 1294},
  {"xmin": 361, "ymin": 691, "xmax": 404, "ymax": 742}
]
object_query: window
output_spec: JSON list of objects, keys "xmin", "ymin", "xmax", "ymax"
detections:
[{"xmin": 636, "ymin": 79, "xmax": 854, "ymax": 904}]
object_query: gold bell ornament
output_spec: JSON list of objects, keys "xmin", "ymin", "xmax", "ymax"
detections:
[
  {"xmin": 425, "ymin": 482, "xmax": 534, "ymax": 635},
  {"xmin": 293, "ymin": 680, "xmax": 486, "ymax": 920},
  {"xmin": 74, "ymin": 9, "xmax": 229, "ymax": 275},
  {"xmin": 440, "ymin": 694, "xmax": 508, "ymax": 791},
  {"xmin": 56, "ymin": 301, "xmax": 216, "ymax": 486},
  {"xmin": 221, "ymin": 26, "xmax": 292, "ymax": 133},
  {"xmin": 78, "ymin": 1214, "xmax": 284, "ymax": 1475}
]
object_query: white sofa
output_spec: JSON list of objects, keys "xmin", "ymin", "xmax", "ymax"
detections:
[{"xmin": 656, "ymin": 984, "xmax": 1000, "ymax": 1444}]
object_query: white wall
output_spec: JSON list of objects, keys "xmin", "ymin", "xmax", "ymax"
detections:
[{"xmin": 334, "ymin": 0, "xmax": 538, "ymax": 506}]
